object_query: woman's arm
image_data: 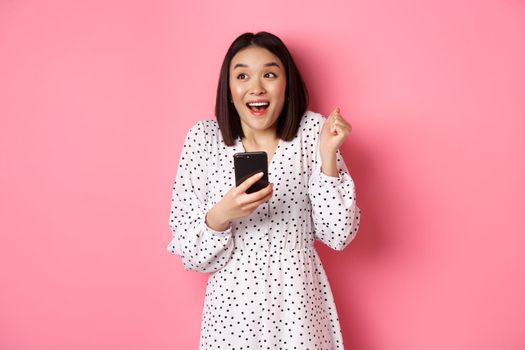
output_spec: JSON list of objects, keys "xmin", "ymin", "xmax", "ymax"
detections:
[
  {"xmin": 320, "ymin": 149, "xmax": 338, "ymax": 177},
  {"xmin": 167, "ymin": 121, "xmax": 235, "ymax": 273},
  {"xmin": 308, "ymin": 112, "xmax": 361, "ymax": 250}
]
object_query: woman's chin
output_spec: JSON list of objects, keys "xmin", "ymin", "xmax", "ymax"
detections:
[{"xmin": 239, "ymin": 107, "xmax": 281, "ymax": 132}]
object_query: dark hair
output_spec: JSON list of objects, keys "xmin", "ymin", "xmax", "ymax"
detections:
[{"xmin": 215, "ymin": 31, "xmax": 309, "ymax": 146}]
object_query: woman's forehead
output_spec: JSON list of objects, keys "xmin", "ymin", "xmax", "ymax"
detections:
[{"xmin": 230, "ymin": 46, "xmax": 283, "ymax": 70}]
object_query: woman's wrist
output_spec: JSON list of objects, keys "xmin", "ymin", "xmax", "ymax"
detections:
[
  {"xmin": 320, "ymin": 150, "xmax": 338, "ymax": 177},
  {"xmin": 205, "ymin": 205, "xmax": 231, "ymax": 232}
]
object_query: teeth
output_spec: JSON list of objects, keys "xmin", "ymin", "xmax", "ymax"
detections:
[{"xmin": 247, "ymin": 102, "xmax": 269, "ymax": 107}]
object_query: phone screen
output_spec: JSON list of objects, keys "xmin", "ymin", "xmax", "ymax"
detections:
[{"xmin": 234, "ymin": 151, "xmax": 269, "ymax": 194}]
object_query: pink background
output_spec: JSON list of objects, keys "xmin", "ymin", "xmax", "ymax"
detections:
[{"xmin": 1, "ymin": 0, "xmax": 524, "ymax": 349}]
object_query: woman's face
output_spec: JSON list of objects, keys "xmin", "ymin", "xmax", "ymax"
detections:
[{"xmin": 229, "ymin": 46, "xmax": 286, "ymax": 136}]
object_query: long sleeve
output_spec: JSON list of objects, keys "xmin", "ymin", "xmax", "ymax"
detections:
[
  {"xmin": 167, "ymin": 121, "xmax": 235, "ymax": 273},
  {"xmin": 307, "ymin": 118, "xmax": 361, "ymax": 251}
]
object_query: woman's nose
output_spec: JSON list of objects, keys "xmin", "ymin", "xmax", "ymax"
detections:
[{"xmin": 249, "ymin": 77, "xmax": 266, "ymax": 95}]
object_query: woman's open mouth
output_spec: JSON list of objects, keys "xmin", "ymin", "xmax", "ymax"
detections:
[{"xmin": 246, "ymin": 101, "xmax": 270, "ymax": 116}]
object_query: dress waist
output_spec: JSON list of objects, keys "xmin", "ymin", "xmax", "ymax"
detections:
[{"xmin": 231, "ymin": 243, "xmax": 316, "ymax": 255}]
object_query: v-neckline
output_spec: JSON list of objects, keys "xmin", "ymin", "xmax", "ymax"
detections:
[{"xmin": 237, "ymin": 136, "xmax": 282, "ymax": 170}]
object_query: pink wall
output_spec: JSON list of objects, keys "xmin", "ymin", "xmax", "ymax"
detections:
[{"xmin": 1, "ymin": 0, "xmax": 524, "ymax": 349}]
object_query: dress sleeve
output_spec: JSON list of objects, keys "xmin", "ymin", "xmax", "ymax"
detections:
[
  {"xmin": 167, "ymin": 121, "xmax": 235, "ymax": 273},
  {"xmin": 307, "ymin": 117, "xmax": 361, "ymax": 251}
]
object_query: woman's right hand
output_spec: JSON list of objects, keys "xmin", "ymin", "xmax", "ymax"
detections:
[{"xmin": 205, "ymin": 172, "xmax": 273, "ymax": 232}]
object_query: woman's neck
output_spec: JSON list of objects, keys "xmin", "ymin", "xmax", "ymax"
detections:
[{"xmin": 241, "ymin": 126, "xmax": 279, "ymax": 148}]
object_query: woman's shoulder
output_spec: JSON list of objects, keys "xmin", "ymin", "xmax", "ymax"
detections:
[
  {"xmin": 302, "ymin": 110, "xmax": 326, "ymax": 122},
  {"xmin": 183, "ymin": 119, "xmax": 223, "ymax": 149},
  {"xmin": 187, "ymin": 119, "xmax": 219, "ymax": 134},
  {"xmin": 299, "ymin": 110, "xmax": 327, "ymax": 135},
  {"xmin": 185, "ymin": 119, "xmax": 221, "ymax": 139}
]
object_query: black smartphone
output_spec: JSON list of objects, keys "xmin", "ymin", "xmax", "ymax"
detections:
[{"xmin": 234, "ymin": 151, "xmax": 269, "ymax": 194}]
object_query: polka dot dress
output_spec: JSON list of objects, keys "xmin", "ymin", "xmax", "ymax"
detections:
[{"xmin": 168, "ymin": 111, "xmax": 361, "ymax": 349}]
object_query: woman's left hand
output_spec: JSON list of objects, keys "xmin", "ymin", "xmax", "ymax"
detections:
[{"xmin": 319, "ymin": 107, "xmax": 352, "ymax": 155}]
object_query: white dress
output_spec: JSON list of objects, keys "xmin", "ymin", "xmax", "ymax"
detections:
[{"xmin": 167, "ymin": 110, "xmax": 361, "ymax": 349}]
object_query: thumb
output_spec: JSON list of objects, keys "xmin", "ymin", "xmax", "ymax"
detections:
[{"xmin": 328, "ymin": 107, "xmax": 340, "ymax": 133}]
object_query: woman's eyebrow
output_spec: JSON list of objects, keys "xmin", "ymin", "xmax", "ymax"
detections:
[
  {"xmin": 264, "ymin": 62, "xmax": 280, "ymax": 68},
  {"xmin": 233, "ymin": 62, "xmax": 281, "ymax": 70}
]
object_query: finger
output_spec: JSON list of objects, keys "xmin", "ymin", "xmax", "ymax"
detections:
[
  {"xmin": 333, "ymin": 117, "xmax": 352, "ymax": 131},
  {"xmin": 333, "ymin": 123, "xmax": 350, "ymax": 138},
  {"xmin": 241, "ymin": 190, "xmax": 273, "ymax": 211},
  {"xmin": 330, "ymin": 106, "xmax": 340, "ymax": 116},
  {"xmin": 242, "ymin": 182, "xmax": 273, "ymax": 204},
  {"xmin": 329, "ymin": 109, "xmax": 343, "ymax": 133},
  {"xmin": 331, "ymin": 117, "xmax": 337, "ymax": 134},
  {"xmin": 329, "ymin": 107, "xmax": 341, "ymax": 119},
  {"xmin": 331, "ymin": 112, "xmax": 351, "ymax": 128},
  {"xmin": 242, "ymin": 193, "xmax": 273, "ymax": 211},
  {"xmin": 236, "ymin": 171, "xmax": 265, "ymax": 193}
]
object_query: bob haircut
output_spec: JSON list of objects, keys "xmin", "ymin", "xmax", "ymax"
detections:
[{"xmin": 215, "ymin": 31, "xmax": 309, "ymax": 146}]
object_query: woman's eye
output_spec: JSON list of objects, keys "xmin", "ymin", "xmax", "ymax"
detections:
[
  {"xmin": 237, "ymin": 73, "xmax": 248, "ymax": 80},
  {"xmin": 265, "ymin": 72, "xmax": 277, "ymax": 78}
]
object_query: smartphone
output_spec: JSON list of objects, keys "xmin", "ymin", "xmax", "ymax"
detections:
[{"xmin": 234, "ymin": 151, "xmax": 269, "ymax": 194}]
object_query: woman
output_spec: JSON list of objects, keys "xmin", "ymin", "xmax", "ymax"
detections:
[{"xmin": 167, "ymin": 31, "xmax": 361, "ymax": 349}]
